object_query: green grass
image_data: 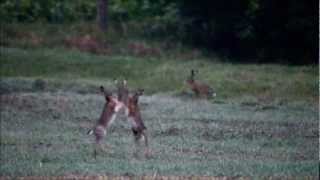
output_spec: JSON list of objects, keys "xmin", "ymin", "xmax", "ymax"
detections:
[
  {"xmin": 1, "ymin": 47, "xmax": 318, "ymax": 104},
  {"xmin": 0, "ymin": 86, "xmax": 318, "ymax": 177},
  {"xmin": 0, "ymin": 48, "xmax": 318, "ymax": 176},
  {"xmin": 0, "ymin": 23, "xmax": 318, "ymax": 178}
]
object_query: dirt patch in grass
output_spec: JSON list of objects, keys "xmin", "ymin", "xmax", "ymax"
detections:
[
  {"xmin": 0, "ymin": 93, "xmax": 71, "ymax": 113},
  {"xmin": 201, "ymin": 130, "xmax": 226, "ymax": 141},
  {"xmin": 153, "ymin": 127, "xmax": 182, "ymax": 137},
  {"xmin": 163, "ymin": 127, "xmax": 181, "ymax": 136},
  {"xmin": 32, "ymin": 142, "xmax": 53, "ymax": 150}
]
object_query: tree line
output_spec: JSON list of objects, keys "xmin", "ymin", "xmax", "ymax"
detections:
[{"xmin": 1, "ymin": 0, "xmax": 317, "ymax": 64}]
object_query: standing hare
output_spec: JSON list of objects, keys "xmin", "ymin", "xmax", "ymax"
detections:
[{"xmin": 87, "ymin": 86, "xmax": 124, "ymax": 158}]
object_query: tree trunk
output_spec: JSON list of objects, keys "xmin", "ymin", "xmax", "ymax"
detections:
[
  {"xmin": 15, "ymin": 0, "xmax": 21, "ymax": 21},
  {"xmin": 97, "ymin": 0, "xmax": 108, "ymax": 31}
]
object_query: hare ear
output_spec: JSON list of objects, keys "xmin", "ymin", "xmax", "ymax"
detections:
[
  {"xmin": 100, "ymin": 86, "xmax": 105, "ymax": 93},
  {"xmin": 138, "ymin": 89, "xmax": 144, "ymax": 96},
  {"xmin": 190, "ymin": 70, "xmax": 195, "ymax": 80},
  {"xmin": 100, "ymin": 86, "xmax": 112, "ymax": 101}
]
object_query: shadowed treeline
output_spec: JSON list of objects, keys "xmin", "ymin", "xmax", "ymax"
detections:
[{"xmin": 0, "ymin": 0, "xmax": 317, "ymax": 64}]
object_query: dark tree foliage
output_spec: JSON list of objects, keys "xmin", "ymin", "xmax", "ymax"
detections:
[
  {"xmin": 97, "ymin": 0, "xmax": 108, "ymax": 31},
  {"xmin": 176, "ymin": 0, "xmax": 318, "ymax": 64},
  {"xmin": 177, "ymin": 0, "xmax": 252, "ymax": 57},
  {"xmin": 254, "ymin": 0, "xmax": 318, "ymax": 64},
  {"xmin": 0, "ymin": 0, "xmax": 317, "ymax": 64}
]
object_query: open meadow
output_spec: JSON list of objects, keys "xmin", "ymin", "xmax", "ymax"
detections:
[{"xmin": 0, "ymin": 43, "xmax": 318, "ymax": 178}]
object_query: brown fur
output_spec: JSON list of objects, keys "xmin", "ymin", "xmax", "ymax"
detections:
[
  {"xmin": 88, "ymin": 86, "xmax": 149, "ymax": 158},
  {"xmin": 186, "ymin": 70, "xmax": 215, "ymax": 98},
  {"xmin": 115, "ymin": 80, "xmax": 129, "ymax": 107},
  {"xmin": 127, "ymin": 89, "xmax": 150, "ymax": 157},
  {"xmin": 88, "ymin": 86, "xmax": 124, "ymax": 158}
]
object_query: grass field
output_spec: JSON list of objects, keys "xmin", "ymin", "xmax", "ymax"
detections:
[
  {"xmin": 0, "ymin": 23, "xmax": 319, "ymax": 178},
  {"xmin": 0, "ymin": 87, "xmax": 318, "ymax": 177}
]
